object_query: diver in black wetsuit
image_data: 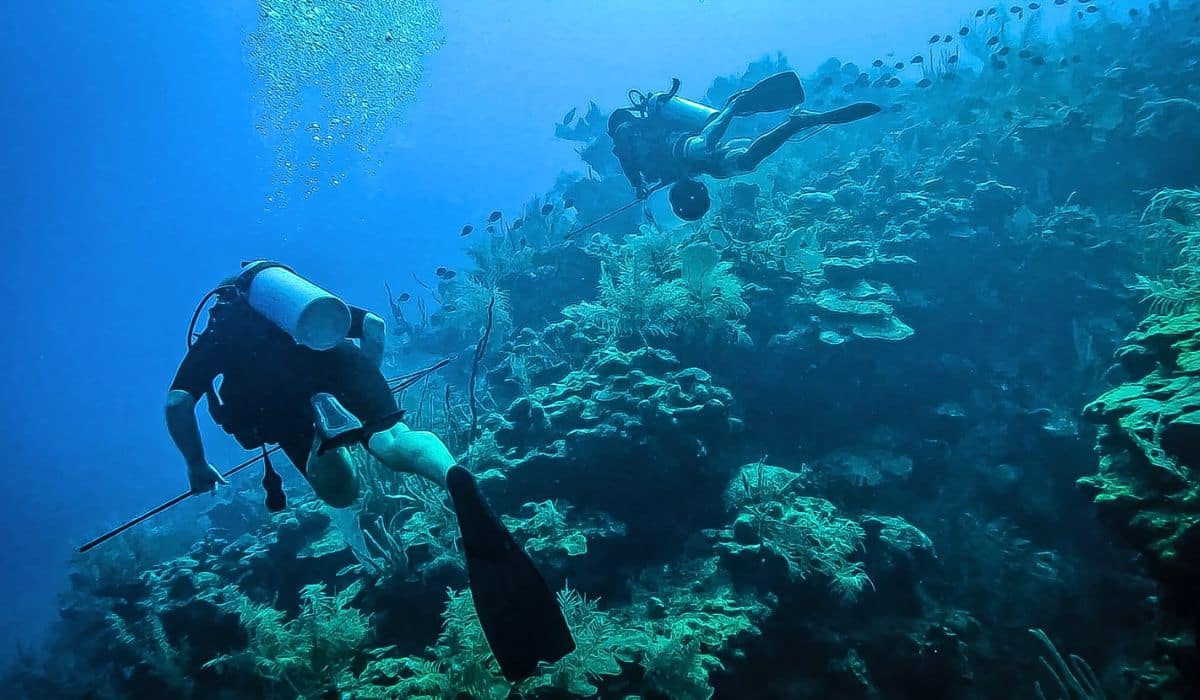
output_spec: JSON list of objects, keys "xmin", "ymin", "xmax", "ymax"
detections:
[
  {"xmin": 165, "ymin": 261, "xmax": 574, "ymax": 682},
  {"xmin": 607, "ymin": 71, "xmax": 881, "ymax": 219}
]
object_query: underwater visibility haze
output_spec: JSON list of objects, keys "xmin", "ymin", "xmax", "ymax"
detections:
[{"xmin": 3, "ymin": 0, "xmax": 1200, "ymax": 697}]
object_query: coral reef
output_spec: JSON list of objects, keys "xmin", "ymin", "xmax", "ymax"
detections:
[{"xmin": 1079, "ymin": 196, "xmax": 1200, "ymax": 695}]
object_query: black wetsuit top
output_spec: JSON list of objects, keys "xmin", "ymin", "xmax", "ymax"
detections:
[
  {"xmin": 171, "ymin": 300, "xmax": 398, "ymax": 471},
  {"xmin": 610, "ymin": 113, "xmax": 690, "ymax": 194}
]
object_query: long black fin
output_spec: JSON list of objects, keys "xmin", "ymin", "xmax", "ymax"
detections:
[
  {"xmin": 446, "ymin": 466, "xmax": 576, "ymax": 682},
  {"xmin": 726, "ymin": 71, "xmax": 806, "ymax": 116},
  {"xmin": 801, "ymin": 101, "xmax": 882, "ymax": 126}
]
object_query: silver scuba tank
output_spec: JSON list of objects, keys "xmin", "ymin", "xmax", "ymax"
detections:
[
  {"xmin": 652, "ymin": 95, "xmax": 719, "ymax": 131},
  {"xmin": 645, "ymin": 79, "xmax": 718, "ymax": 131},
  {"xmin": 241, "ymin": 262, "xmax": 352, "ymax": 350}
]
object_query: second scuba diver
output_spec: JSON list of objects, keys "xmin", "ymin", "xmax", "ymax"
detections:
[
  {"xmin": 607, "ymin": 71, "xmax": 881, "ymax": 220},
  {"xmin": 165, "ymin": 261, "xmax": 575, "ymax": 682}
]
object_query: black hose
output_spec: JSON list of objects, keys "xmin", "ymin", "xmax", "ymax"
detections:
[{"xmin": 186, "ymin": 284, "xmax": 236, "ymax": 348}]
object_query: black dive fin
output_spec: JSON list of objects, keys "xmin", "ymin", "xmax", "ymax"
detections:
[
  {"xmin": 797, "ymin": 101, "xmax": 882, "ymax": 127},
  {"xmin": 446, "ymin": 466, "xmax": 575, "ymax": 682},
  {"xmin": 726, "ymin": 71, "xmax": 806, "ymax": 116}
]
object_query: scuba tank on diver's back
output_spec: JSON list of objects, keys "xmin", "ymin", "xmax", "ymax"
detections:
[
  {"xmin": 641, "ymin": 78, "xmax": 719, "ymax": 131},
  {"xmin": 242, "ymin": 262, "xmax": 351, "ymax": 350},
  {"xmin": 188, "ymin": 261, "xmax": 353, "ymax": 352}
]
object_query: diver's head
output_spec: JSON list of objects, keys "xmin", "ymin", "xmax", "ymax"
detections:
[
  {"xmin": 669, "ymin": 179, "xmax": 711, "ymax": 221},
  {"xmin": 608, "ymin": 108, "xmax": 638, "ymax": 137}
]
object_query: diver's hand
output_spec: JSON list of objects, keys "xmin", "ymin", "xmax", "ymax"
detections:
[{"xmin": 187, "ymin": 460, "xmax": 228, "ymax": 495}]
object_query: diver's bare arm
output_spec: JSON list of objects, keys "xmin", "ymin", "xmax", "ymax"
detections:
[
  {"xmin": 615, "ymin": 152, "xmax": 648, "ymax": 198},
  {"xmin": 361, "ymin": 312, "xmax": 385, "ymax": 369},
  {"xmin": 165, "ymin": 390, "xmax": 207, "ymax": 467}
]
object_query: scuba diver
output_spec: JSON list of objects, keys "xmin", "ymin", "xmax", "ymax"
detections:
[
  {"xmin": 166, "ymin": 261, "xmax": 574, "ymax": 682},
  {"xmin": 607, "ymin": 71, "xmax": 881, "ymax": 220}
]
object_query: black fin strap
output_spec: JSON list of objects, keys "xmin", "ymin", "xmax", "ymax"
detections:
[{"xmin": 262, "ymin": 445, "xmax": 286, "ymax": 512}]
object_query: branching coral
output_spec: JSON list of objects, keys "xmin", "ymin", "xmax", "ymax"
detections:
[
  {"xmin": 637, "ymin": 581, "xmax": 767, "ymax": 700},
  {"xmin": 720, "ymin": 478, "xmax": 873, "ymax": 603},
  {"xmin": 465, "ymin": 227, "xmax": 535, "ymax": 287},
  {"xmin": 347, "ymin": 586, "xmax": 644, "ymax": 699},
  {"xmin": 342, "ymin": 578, "xmax": 763, "ymax": 700},
  {"xmin": 1134, "ymin": 189, "xmax": 1200, "ymax": 316},
  {"xmin": 525, "ymin": 588, "xmax": 645, "ymax": 696},
  {"xmin": 566, "ymin": 234, "xmax": 751, "ymax": 345},
  {"xmin": 501, "ymin": 499, "xmax": 625, "ymax": 558},
  {"xmin": 204, "ymin": 581, "xmax": 371, "ymax": 698},
  {"xmin": 435, "ymin": 276, "xmax": 513, "ymax": 349},
  {"xmin": 680, "ymin": 242, "xmax": 753, "ymax": 344},
  {"xmin": 353, "ymin": 452, "xmax": 464, "ymax": 578},
  {"xmin": 107, "ymin": 608, "xmax": 194, "ymax": 695},
  {"xmin": 1029, "ymin": 628, "xmax": 1107, "ymax": 700},
  {"xmin": 641, "ymin": 636, "xmax": 722, "ymax": 700}
]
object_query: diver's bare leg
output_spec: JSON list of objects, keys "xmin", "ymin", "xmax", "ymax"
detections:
[
  {"xmin": 680, "ymin": 106, "xmax": 736, "ymax": 165},
  {"xmin": 365, "ymin": 422, "xmax": 455, "ymax": 487},
  {"xmin": 698, "ymin": 106, "xmax": 736, "ymax": 149},
  {"xmin": 738, "ymin": 102, "xmax": 882, "ymax": 172},
  {"xmin": 737, "ymin": 118, "xmax": 811, "ymax": 172},
  {"xmin": 306, "ymin": 442, "xmax": 360, "ymax": 508}
]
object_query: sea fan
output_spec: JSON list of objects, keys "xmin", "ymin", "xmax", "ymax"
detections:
[{"xmin": 1133, "ymin": 189, "xmax": 1200, "ymax": 316}]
